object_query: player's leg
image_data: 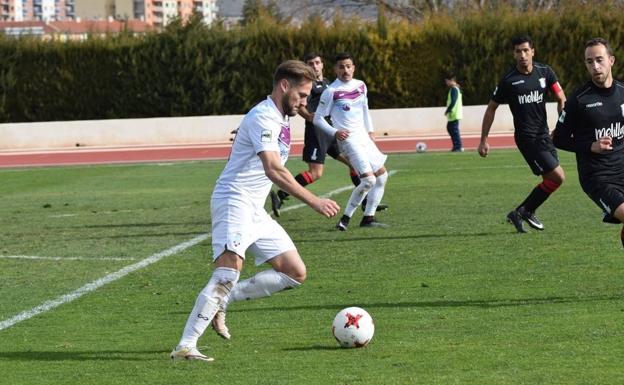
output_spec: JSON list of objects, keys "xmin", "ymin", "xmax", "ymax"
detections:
[
  {"xmin": 172, "ymin": 201, "xmax": 249, "ymax": 360},
  {"xmin": 220, "ymin": 220, "xmax": 303, "ymax": 328},
  {"xmin": 172, "ymin": 250, "xmax": 242, "ymax": 361},
  {"xmin": 510, "ymin": 144, "xmax": 563, "ymax": 232},
  {"xmin": 589, "ymin": 184, "xmax": 624, "ymax": 247},
  {"xmin": 447, "ymin": 120, "xmax": 463, "ymax": 152},
  {"xmin": 361, "ymin": 166, "xmax": 389, "ymax": 227}
]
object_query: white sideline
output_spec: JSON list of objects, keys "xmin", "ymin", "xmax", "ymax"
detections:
[
  {"xmin": 0, "ymin": 234, "xmax": 210, "ymax": 331},
  {"xmin": 0, "ymin": 255, "xmax": 136, "ymax": 261},
  {"xmin": 0, "ymin": 172, "xmax": 398, "ymax": 332}
]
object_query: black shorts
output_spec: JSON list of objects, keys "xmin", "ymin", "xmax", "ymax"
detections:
[
  {"xmin": 516, "ymin": 136, "xmax": 560, "ymax": 176},
  {"xmin": 585, "ymin": 181, "xmax": 624, "ymax": 216},
  {"xmin": 302, "ymin": 121, "xmax": 340, "ymax": 164}
]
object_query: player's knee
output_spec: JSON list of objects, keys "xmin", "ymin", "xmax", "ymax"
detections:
[
  {"xmin": 375, "ymin": 172, "xmax": 388, "ymax": 187},
  {"xmin": 360, "ymin": 175, "xmax": 376, "ymax": 190},
  {"xmin": 286, "ymin": 267, "xmax": 306, "ymax": 284}
]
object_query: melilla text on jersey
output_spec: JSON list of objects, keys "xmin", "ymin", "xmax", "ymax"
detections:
[{"xmin": 517, "ymin": 90, "xmax": 544, "ymax": 105}]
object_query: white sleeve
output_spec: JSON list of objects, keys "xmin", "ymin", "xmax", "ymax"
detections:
[
  {"xmin": 250, "ymin": 114, "xmax": 281, "ymax": 155},
  {"xmin": 362, "ymin": 84, "xmax": 374, "ymax": 133},
  {"xmin": 313, "ymin": 88, "xmax": 337, "ymax": 137}
]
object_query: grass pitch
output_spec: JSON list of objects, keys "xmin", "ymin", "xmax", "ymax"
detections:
[{"xmin": 1, "ymin": 150, "xmax": 623, "ymax": 385}]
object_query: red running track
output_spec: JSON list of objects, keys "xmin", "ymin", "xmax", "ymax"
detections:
[{"xmin": 0, "ymin": 135, "xmax": 516, "ymax": 168}]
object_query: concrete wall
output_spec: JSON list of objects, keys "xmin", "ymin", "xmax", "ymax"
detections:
[{"xmin": 0, "ymin": 103, "xmax": 561, "ymax": 151}]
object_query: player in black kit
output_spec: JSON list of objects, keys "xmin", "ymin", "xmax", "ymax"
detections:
[
  {"xmin": 270, "ymin": 53, "xmax": 387, "ymax": 217},
  {"xmin": 479, "ymin": 36, "xmax": 567, "ymax": 233},
  {"xmin": 553, "ymin": 38, "xmax": 624, "ymax": 247}
]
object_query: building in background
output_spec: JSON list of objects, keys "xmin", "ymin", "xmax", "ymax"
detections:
[
  {"xmin": 0, "ymin": 0, "xmax": 218, "ymax": 29},
  {"xmin": 142, "ymin": 0, "xmax": 218, "ymax": 28},
  {"xmin": 1, "ymin": 0, "xmax": 76, "ymax": 22}
]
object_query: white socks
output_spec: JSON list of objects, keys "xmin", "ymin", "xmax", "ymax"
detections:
[
  {"xmin": 364, "ymin": 172, "xmax": 388, "ymax": 216},
  {"xmin": 345, "ymin": 175, "xmax": 376, "ymax": 217},
  {"xmin": 178, "ymin": 267, "xmax": 239, "ymax": 348},
  {"xmin": 228, "ymin": 269, "xmax": 301, "ymax": 303}
]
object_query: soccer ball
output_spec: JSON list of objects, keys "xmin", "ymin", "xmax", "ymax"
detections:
[
  {"xmin": 332, "ymin": 307, "xmax": 374, "ymax": 348},
  {"xmin": 416, "ymin": 142, "xmax": 427, "ymax": 153}
]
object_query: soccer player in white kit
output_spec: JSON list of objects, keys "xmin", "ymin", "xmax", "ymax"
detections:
[
  {"xmin": 314, "ymin": 52, "xmax": 389, "ymax": 230},
  {"xmin": 170, "ymin": 60, "xmax": 340, "ymax": 362}
]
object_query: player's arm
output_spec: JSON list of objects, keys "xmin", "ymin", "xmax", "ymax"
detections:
[
  {"xmin": 259, "ymin": 150, "xmax": 339, "ymax": 218},
  {"xmin": 362, "ymin": 86, "xmax": 375, "ymax": 140},
  {"xmin": 552, "ymin": 97, "xmax": 605, "ymax": 153},
  {"xmin": 445, "ymin": 87, "xmax": 458, "ymax": 115},
  {"xmin": 298, "ymin": 105, "xmax": 314, "ymax": 122},
  {"xmin": 478, "ymin": 100, "xmax": 499, "ymax": 157},
  {"xmin": 313, "ymin": 89, "xmax": 348, "ymax": 141},
  {"xmin": 547, "ymin": 69, "xmax": 566, "ymax": 114}
]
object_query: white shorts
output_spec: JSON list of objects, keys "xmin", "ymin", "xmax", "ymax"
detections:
[
  {"xmin": 210, "ymin": 197, "xmax": 296, "ymax": 266},
  {"xmin": 339, "ymin": 136, "xmax": 387, "ymax": 175}
]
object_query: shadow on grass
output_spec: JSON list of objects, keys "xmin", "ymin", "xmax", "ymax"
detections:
[
  {"xmin": 293, "ymin": 231, "xmax": 505, "ymax": 243},
  {"xmin": 220, "ymin": 294, "xmax": 624, "ymax": 313},
  {"xmin": 282, "ymin": 345, "xmax": 343, "ymax": 351},
  {"xmin": 78, "ymin": 221, "xmax": 208, "ymax": 229},
  {"xmin": 0, "ymin": 349, "xmax": 170, "ymax": 362}
]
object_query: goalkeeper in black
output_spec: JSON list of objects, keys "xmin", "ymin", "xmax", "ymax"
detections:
[
  {"xmin": 553, "ymin": 38, "xmax": 624, "ymax": 247},
  {"xmin": 479, "ymin": 36, "xmax": 567, "ymax": 233}
]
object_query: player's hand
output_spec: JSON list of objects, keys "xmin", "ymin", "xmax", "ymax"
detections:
[
  {"xmin": 314, "ymin": 198, "xmax": 340, "ymax": 218},
  {"xmin": 478, "ymin": 141, "xmax": 490, "ymax": 157},
  {"xmin": 591, "ymin": 137, "xmax": 613, "ymax": 153},
  {"xmin": 335, "ymin": 130, "xmax": 349, "ymax": 141}
]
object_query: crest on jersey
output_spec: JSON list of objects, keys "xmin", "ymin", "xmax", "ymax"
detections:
[
  {"xmin": 621, "ymin": 103, "xmax": 624, "ymax": 117},
  {"xmin": 539, "ymin": 78, "xmax": 546, "ymax": 88}
]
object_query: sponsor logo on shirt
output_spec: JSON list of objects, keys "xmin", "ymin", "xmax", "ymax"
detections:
[
  {"xmin": 586, "ymin": 101, "xmax": 603, "ymax": 108},
  {"xmin": 512, "ymin": 80, "xmax": 525, "ymax": 85},
  {"xmin": 594, "ymin": 121, "xmax": 624, "ymax": 140},
  {"xmin": 517, "ymin": 90, "xmax": 543, "ymax": 105},
  {"xmin": 342, "ymin": 104, "xmax": 351, "ymax": 111},
  {"xmin": 261, "ymin": 130, "xmax": 272, "ymax": 143},
  {"xmin": 539, "ymin": 77, "xmax": 546, "ymax": 88},
  {"xmin": 621, "ymin": 103, "xmax": 624, "ymax": 117}
]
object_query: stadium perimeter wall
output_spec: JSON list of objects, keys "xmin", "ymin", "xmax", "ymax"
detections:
[{"xmin": 0, "ymin": 103, "xmax": 560, "ymax": 151}]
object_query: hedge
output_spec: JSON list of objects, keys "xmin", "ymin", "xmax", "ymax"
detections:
[{"xmin": 1, "ymin": 4, "xmax": 624, "ymax": 122}]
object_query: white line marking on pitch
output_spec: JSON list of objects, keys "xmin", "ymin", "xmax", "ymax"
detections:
[
  {"xmin": 0, "ymin": 234, "xmax": 209, "ymax": 331},
  {"xmin": 0, "ymin": 176, "xmax": 387, "ymax": 332},
  {"xmin": 0, "ymin": 255, "xmax": 136, "ymax": 261}
]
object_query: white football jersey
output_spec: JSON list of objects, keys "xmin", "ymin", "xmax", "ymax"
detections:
[
  {"xmin": 315, "ymin": 78, "xmax": 374, "ymax": 143},
  {"xmin": 212, "ymin": 96, "xmax": 291, "ymax": 210}
]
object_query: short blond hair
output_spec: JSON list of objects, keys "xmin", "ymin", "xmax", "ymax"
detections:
[{"xmin": 273, "ymin": 60, "xmax": 315, "ymax": 87}]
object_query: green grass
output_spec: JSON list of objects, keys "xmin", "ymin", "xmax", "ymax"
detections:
[{"xmin": 1, "ymin": 151, "xmax": 623, "ymax": 385}]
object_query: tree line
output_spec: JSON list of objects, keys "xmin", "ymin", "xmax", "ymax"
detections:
[{"xmin": 0, "ymin": 2, "xmax": 623, "ymax": 122}]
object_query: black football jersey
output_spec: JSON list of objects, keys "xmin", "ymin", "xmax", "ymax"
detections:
[
  {"xmin": 553, "ymin": 80, "xmax": 624, "ymax": 188},
  {"xmin": 307, "ymin": 78, "xmax": 329, "ymax": 113},
  {"xmin": 492, "ymin": 63, "xmax": 559, "ymax": 140}
]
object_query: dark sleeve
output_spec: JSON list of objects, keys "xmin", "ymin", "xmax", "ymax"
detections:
[
  {"xmin": 546, "ymin": 66, "xmax": 559, "ymax": 87},
  {"xmin": 491, "ymin": 79, "xmax": 506, "ymax": 104},
  {"xmin": 445, "ymin": 87, "xmax": 458, "ymax": 114},
  {"xmin": 552, "ymin": 97, "xmax": 593, "ymax": 153}
]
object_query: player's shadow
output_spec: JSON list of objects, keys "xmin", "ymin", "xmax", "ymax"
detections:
[
  {"xmin": 78, "ymin": 221, "xmax": 208, "ymax": 229},
  {"xmin": 282, "ymin": 345, "xmax": 343, "ymax": 351},
  {"xmin": 231, "ymin": 294, "xmax": 623, "ymax": 313},
  {"xmin": 0, "ymin": 349, "xmax": 169, "ymax": 362},
  {"xmin": 293, "ymin": 231, "xmax": 502, "ymax": 243}
]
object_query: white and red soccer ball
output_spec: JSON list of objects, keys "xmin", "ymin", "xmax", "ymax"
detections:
[{"xmin": 332, "ymin": 307, "xmax": 375, "ymax": 348}]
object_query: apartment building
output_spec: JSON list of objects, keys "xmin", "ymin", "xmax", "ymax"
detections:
[
  {"xmin": 143, "ymin": 0, "xmax": 217, "ymax": 28},
  {"xmin": 0, "ymin": 0, "xmax": 75, "ymax": 22},
  {"xmin": 0, "ymin": 0, "xmax": 218, "ymax": 27}
]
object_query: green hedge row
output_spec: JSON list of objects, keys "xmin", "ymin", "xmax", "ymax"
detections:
[{"xmin": 1, "ymin": 4, "xmax": 624, "ymax": 123}]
